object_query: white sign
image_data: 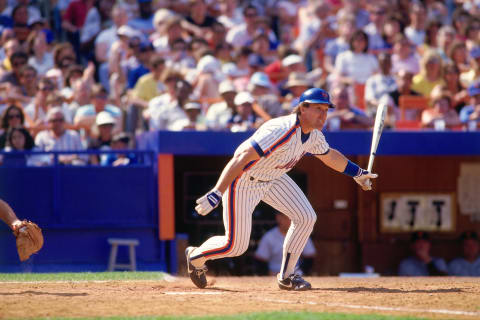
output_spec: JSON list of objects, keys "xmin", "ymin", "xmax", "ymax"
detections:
[{"xmin": 380, "ymin": 193, "xmax": 455, "ymax": 232}]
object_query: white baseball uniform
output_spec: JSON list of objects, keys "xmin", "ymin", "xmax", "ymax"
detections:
[{"xmin": 190, "ymin": 114, "xmax": 329, "ymax": 279}]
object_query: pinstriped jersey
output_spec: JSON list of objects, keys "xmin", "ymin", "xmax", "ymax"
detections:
[{"xmin": 241, "ymin": 114, "xmax": 329, "ymax": 181}]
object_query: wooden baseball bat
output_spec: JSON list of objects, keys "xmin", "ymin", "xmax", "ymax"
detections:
[{"xmin": 367, "ymin": 103, "xmax": 387, "ymax": 172}]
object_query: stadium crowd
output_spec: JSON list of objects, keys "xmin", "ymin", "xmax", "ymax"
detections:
[{"xmin": 0, "ymin": 0, "xmax": 480, "ymax": 164}]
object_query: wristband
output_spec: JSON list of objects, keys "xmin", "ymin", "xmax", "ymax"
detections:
[{"xmin": 343, "ymin": 160, "xmax": 362, "ymax": 178}]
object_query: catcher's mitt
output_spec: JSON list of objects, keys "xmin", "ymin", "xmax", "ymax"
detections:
[{"xmin": 13, "ymin": 220, "xmax": 44, "ymax": 261}]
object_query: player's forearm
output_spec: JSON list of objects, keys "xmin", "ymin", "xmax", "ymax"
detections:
[
  {"xmin": 0, "ymin": 199, "xmax": 20, "ymax": 230},
  {"xmin": 316, "ymin": 148, "xmax": 349, "ymax": 172}
]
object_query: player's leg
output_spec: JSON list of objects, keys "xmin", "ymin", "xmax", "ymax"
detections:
[
  {"xmin": 263, "ymin": 174, "xmax": 316, "ymax": 290},
  {"xmin": 187, "ymin": 176, "xmax": 264, "ymax": 274}
]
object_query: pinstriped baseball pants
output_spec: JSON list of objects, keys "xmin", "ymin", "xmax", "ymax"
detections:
[{"xmin": 191, "ymin": 173, "xmax": 317, "ymax": 270}]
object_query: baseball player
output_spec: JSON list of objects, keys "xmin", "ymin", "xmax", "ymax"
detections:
[{"xmin": 186, "ymin": 88, "xmax": 377, "ymax": 291}]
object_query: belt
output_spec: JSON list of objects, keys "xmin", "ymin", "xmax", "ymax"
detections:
[{"xmin": 248, "ymin": 176, "xmax": 268, "ymax": 183}]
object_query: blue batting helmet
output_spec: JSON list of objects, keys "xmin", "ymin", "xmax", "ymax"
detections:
[{"xmin": 299, "ymin": 88, "xmax": 335, "ymax": 108}]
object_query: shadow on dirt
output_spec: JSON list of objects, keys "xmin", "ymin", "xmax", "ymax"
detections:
[
  {"xmin": 317, "ymin": 287, "xmax": 464, "ymax": 293},
  {"xmin": 0, "ymin": 290, "xmax": 88, "ymax": 297}
]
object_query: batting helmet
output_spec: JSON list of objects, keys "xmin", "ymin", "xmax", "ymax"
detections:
[{"xmin": 299, "ymin": 88, "xmax": 335, "ymax": 108}]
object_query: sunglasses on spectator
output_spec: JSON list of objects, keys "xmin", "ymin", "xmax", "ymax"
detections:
[
  {"xmin": 8, "ymin": 114, "xmax": 21, "ymax": 119},
  {"xmin": 49, "ymin": 118, "xmax": 64, "ymax": 123}
]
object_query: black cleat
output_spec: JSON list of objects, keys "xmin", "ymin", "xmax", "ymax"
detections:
[
  {"xmin": 185, "ymin": 247, "xmax": 207, "ymax": 289},
  {"xmin": 278, "ymin": 274, "xmax": 312, "ymax": 291}
]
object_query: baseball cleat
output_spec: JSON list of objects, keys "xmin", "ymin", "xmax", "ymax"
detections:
[
  {"xmin": 277, "ymin": 274, "xmax": 312, "ymax": 291},
  {"xmin": 185, "ymin": 246, "xmax": 208, "ymax": 289}
]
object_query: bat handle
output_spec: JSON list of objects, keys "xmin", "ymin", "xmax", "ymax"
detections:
[{"xmin": 367, "ymin": 153, "xmax": 375, "ymax": 172}]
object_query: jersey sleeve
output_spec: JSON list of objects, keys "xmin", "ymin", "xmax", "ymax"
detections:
[
  {"xmin": 249, "ymin": 124, "xmax": 286, "ymax": 157},
  {"xmin": 308, "ymin": 131, "xmax": 330, "ymax": 155}
]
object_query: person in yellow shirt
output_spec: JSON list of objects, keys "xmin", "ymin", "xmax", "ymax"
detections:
[
  {"xmin": 412, "ymin": 50, "xmax": 444, "ymax": 98},
  {"xmin": 130, "ymin": 55, "xmax": 166, "ymax": 109}
]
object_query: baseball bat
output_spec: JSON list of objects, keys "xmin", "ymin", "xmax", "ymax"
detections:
[{"xmin": 367, "ymin": 103, "xmax": 387, "ymax": 172}]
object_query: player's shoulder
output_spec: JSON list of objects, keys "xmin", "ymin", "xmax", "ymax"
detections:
[{"xmin": 260, "ymin": 114, "xmax": 298, "ymax": 132}]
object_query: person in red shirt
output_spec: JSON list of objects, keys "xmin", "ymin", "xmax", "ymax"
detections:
[{"xmin": 62, "ymin": 0, "xmax": 95, "ymax": 60}]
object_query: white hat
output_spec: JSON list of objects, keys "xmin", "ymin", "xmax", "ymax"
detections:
[
  {"xmin": 222, "ymin": 62, "xmax": 241, "ymax": 77},
  {"xmin": 117, "ymin": 25, "xmax": 141, "ymax": 38},
  {"xmin": 184, "ymin": 102, "xmax": 202, "ymax": 110},
  {"xmin": 218, "ymin": 81, "xmax": 236, "ymax": 94},
  {"xmin": 153, "ymin": 8, "xmax": 175, "ymax": 27},
  {"xmin": 96, "ymin": 111, "xmax": 116, "ymax": 126},
  {"xmin": 197, "ymin": 55, "xmax": 221, "ymax": 74},
  {"xmin": 249, "ymin": 72, "xmax": 272, "ymax": 88},
  {"xmin": 282, "ymin": 54, "xmax": 303, "ymax": 67},
  {"xmin": 234, "ymin": 91, "xmax": 255, "ymax": 105}
]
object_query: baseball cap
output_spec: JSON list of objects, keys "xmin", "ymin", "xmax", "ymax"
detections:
[
  {"xmin": 285, "ymin": 72, "xmax": 311, "ymax": 88},
  {"xmin": 222, "ymin": 63, "xmax": 241, "ymax": 77},
  {"xmin": 234, "ymin": 91, "xmax": 255, "ymax": 105},
  {"xmin": 249, "ymin": 72, "xmax": 272, "ymax": 88},
  {"xmin": 218, "ymin": 81, "xmax": 236, "ymax": 94},
  {"xmin": 470, "ymin": 46, "xmax": 480, "ymax": 59},
  {"xmin": 117, "ymin": 25, "xmax": 139, "ymax": 38},
  {"xmin": 411, "ymin": 231, "xmax": 430, "ymax": 242},
  {"xmin": 96, "ymin": 111, "xmax": 116, "ymax": 126},
  {"xmin": 197, "ymin": 55, "xmax": 221, "ymax": 74},
  {"xmin": 282, "ymin": 54, "xmax": 303, "ymax": 67},
  {"xmin": 184, "ymin": 102, "xmax": 202, "ymax": 110},
  {"xmin": 468, "ymin": 82, "xmax": 480, "ymax": 97}
]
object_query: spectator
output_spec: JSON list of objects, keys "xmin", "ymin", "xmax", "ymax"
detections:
[
  {"xmin": 460, "ymin": 46, "xmax": 480, "ymax": 88},
  {"xmin": 325, "ymin": 84, "xmax": 373, "ymax": 130},
  {"xmin": 0, "ymin": 38, "xmax": 21, "ymax": 73},
  {"xmin": 205, "ymin": 81, "xmax": 237, "ymax": 131},
  {"xmin": 191, "ymin": 54, "xmax": 221, "ymax": 102},
  {"xmin": 26, "ymin": 30, "xmax": 54, "ymax": 76},
  {"xmin": 448, "ymin": 41, "xmax": 470, "ymax": 73},
  {"xmin": 323, "ymin": 13, "xmax": 356, "ymax": 75},
  {"xmin": 451, "ymin": 8, "xmax": 470, "ymax": 42},
  {"xmin": 411, "ymin": 50, "xmax": 444, "ymax": 98},
  {"xmin": 35, "ymin": 107, "xmax": 85, "ymax": 165},
  {"xmin": 130, "ymin": 55, "xmax": 166, "ymax": 110},
  {"xmin": 127, "ymin": 40, "xmax": 154, "ymax": 90},
  {"xmin": 417, "ymin": 19, "xmax": 442, "ymax": 56},
  {"xmin": 465, "ymin": 18, "xmax": 480, "ymax": 52},
  {"xmin": 0, "ymin": 105, "xmax": 26, "ymax": 148},
  {"xmin": 152, "ymin": 16, "xmax": 186, "ymax": 58},
  {"xmin": 62, "ymin": 0, "xmax": 95, "ymax": 60},
  {"xmin": 149, "ymin": 8, "xmax": 175, "ymax": 44},
  {"xmin": 442, "ymin": 63, "xmax": 468, "ymax": 113},
  {"xmin": 0, "ymin": 51, "xmax": 28, "ymax": 87},
  {"xmin": 363, "ymin": 4, "xmax": 388, "ymax": 52},
  {"xmin": 225, "ymin": 5, "xmax": 259, "ymax": 49},
  {"xmin": 436, "ymin": 25, "xmax": 456, "ymax": 63},
  {"xmin": 459, "ymin": 81, "xmax": 480, "ymax": 131},
  {"xmin": 364, "ymin": 52, "xmax": 397, "ymax": 116},
  {"xmin": 282, "ymin": 73, "xmax": 312, "ymax": 114},
  {"xmin": 404, "ymin": 2, "xmax": 426, "ymax": 47},
  {"xmin": 380, "ymin": 15, "xmax": 403, "ymax": 52},
  {"xmin": 336, "ymin": 0, "xmax": 370, "ymax": 30},
  {"xmin": 391, "ymin": 34, "xmax": 420, "ymax": 75},
  {"xmin": 398, "ymin": 232, "xmax": 448, "ymax": 276},
  {"xmin": 228, "ymin": 91, "xmax": 258, "ymax": 132},
  {"xmin": 169, "ymin": 101, "xmax": 206, "ymax": 131},
  {"xmin": 254, "ymin": 213, "xmax": 316, "ymax": 276},
  {"xmin": 15, "ymin": 65, "xmax": 38, "ymax": 107},
  {"xmin": 101, "ymin": 132, "xmax": 136, "ymax": 166},
  {"xmin": 88, "ymin": 111, "xmax": 116, "ymax": 165},
  {"xmin": 248, "ymin": 71, "xmax": 282, "ymax": 119},
  {"xmin": 1, "ymin": 127, "xmax": 46, "ymax": 167},
  {"xmin": 448, "ymin": 231, "xmax": 480, "ymax": 276},
  {"xmin": 217, "ymin": 0, "xmax": 243, "ymax": 30},
  {"xmin": 127, "ymin": 0, "xmax": 154, "ymax": 36},
  {"xmin": 74, "ymin": 84, "xmax": 122, "ymax": 133},
  {"xmin": 421, "ymin": 90, "xmax": 460, "ymax": 130},
  {"xmin": 334, "ymin": 30, "xmax": 379, "ymax": 86}
]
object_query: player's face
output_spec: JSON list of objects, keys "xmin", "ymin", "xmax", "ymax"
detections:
[{"xmin": 301, "ymin": 103, "xmax": 329, "ymax": 131}]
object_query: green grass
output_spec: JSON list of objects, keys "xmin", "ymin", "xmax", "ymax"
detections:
[
  {"xmin": 36, "ymin": 312, "xmax": 428, "ymax": 320},
  {"xmin": 0, "ymin": 271, "xmax": 168, "ymax": 282}
]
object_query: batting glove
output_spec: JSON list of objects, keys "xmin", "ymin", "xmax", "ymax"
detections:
[
  {"xmin": 195, "ymin": 189, "xmax": 222, "ymax": 216},
  {"xmin": 353, "ymin": 170, "xmax": 378, "ymax": 191}
]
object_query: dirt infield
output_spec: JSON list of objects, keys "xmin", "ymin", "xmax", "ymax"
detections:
[{"xmin": 1, "ymin": 277, "xmax": 480, "ymax": 319}]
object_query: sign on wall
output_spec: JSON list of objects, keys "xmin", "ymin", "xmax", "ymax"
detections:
[{"xmin": 380, "ymin": 193, "xmax": 455, "ymax": 233}]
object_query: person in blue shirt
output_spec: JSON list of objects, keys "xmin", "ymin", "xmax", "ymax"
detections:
[
  {"xmin": 398, "ymin": 231, "xmax": 448, "ymax": 276},
  {"xmin": 448, "ymin": 231, "xmax": 480, "ymax": 276},
  {"xmin": 459, "ymin": 82, "xmax": 480, "ymax": 130}
]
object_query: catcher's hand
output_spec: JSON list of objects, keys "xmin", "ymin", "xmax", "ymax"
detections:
[
  {"xmin": 195, "ymin": 189, "xmax": 222, "ymax": 216},
  {"xmin": 353, "ymin": 170, "xmax": 378, "ymax": 191},
  {"xmin": 13, "ymin": 220, "xmax": 44, "ymax": 261}
]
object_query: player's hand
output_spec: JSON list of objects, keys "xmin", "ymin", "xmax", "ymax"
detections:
[
  {"xmin": 195, "ymin": 189, "xmax": 222, "ymax": 216},
  {"xmin": 353, "ymin": 170, "xmax": 378, "ymax": 191}
]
